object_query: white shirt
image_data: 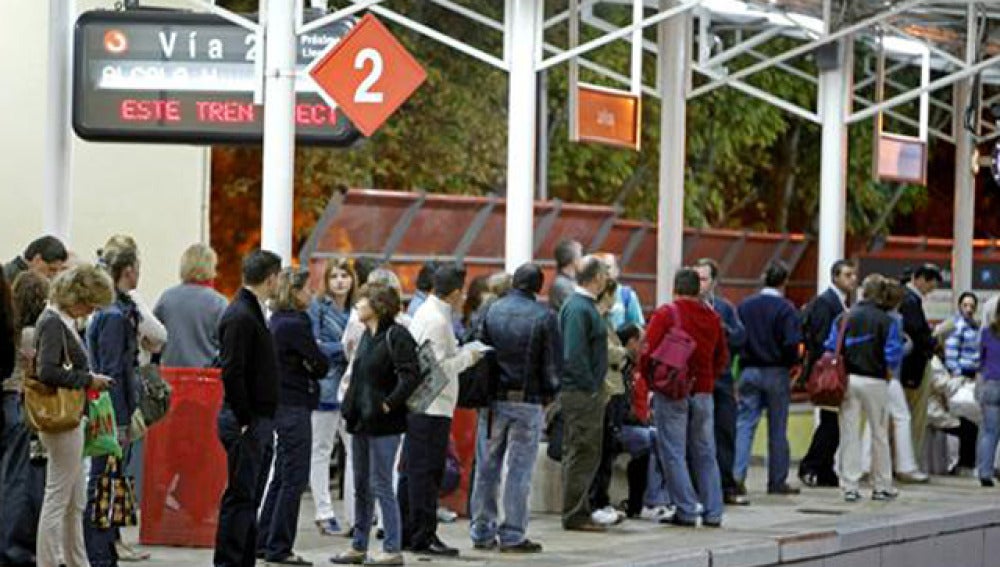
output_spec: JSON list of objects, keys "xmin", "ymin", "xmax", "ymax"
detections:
[
  {"xmin": 761, "ymin": 287, "xmax": 784, "ymax": 298},
  {"xmin": 573, "ymin": 285, "xmax": 597, "ymax": 300},
  {"xmin": 830, "ymin": 286, "xmax": 849, "ymax": 310},
  {"xmin": 408, "ymin": 294, "xmax": 475, "ymax": 418}
]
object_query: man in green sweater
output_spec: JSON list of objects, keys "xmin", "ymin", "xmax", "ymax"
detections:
[{"xmin": 559, "ymin": 256, "xmax": 612, "ymax": 531}]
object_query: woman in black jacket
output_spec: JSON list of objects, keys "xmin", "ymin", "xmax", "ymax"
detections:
[
  {"xmin": 257, "ymin": 268, "xmax": 329, "ymax": 565},
  {"xmin": 333, "ymin": 283, "xmax": 419, "ymax": 567},
  {"xmin": 34, "ymin": 265, "xmax": 114, "ymax": 567}
]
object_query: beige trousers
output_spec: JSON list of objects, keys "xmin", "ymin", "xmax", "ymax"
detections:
[
  {"xmin": 839, "ymin": 375, "xmax": 893, "ymax": 493},
  {"xmin": 37, "ymin": 424, "xmax": 89, "ymax": 567}
]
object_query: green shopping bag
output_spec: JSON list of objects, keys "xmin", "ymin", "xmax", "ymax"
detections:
[{"xmin": 84, "ymin": 391, "xmax": 122, "ymax": 459}]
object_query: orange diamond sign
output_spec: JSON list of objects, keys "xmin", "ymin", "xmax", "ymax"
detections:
[{"xmin": 307, "ymin": 14, "xmax": 427, "ymax": 138}]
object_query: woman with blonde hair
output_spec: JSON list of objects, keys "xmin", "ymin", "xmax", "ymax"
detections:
[
  {"xmin": 35, "ymin": 265, "xmax": 115, "ymax": 567},
  {"xmin": 153, "ymin": 244, "xmax": 229, "ymax": 367},
  {"xmin": 306, "ymin": 258, "xmax": 357, "ymax": 535},
  {"xmin": 257, "ymin": 268, "xmax": 329, "ymax": 564}
]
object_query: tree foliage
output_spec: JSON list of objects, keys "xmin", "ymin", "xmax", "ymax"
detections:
[{"xmin": 212, "ymin": 0, "xmax": 941, "ymax": 279}]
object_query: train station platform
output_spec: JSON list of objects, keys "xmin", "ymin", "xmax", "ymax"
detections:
[{"xmin": 128, "ymin": 465, "xmax": 1000, "ymax": 567}]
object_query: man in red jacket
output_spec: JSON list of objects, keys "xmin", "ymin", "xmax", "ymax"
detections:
[{"xmin": 641, "ymin": 269, "xmax": 729, "ymax": 527}]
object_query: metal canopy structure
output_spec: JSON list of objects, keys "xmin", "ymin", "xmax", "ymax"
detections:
[{"xmin": 47, "ymin": 0, "xmax": 1000, "ymax": 299}]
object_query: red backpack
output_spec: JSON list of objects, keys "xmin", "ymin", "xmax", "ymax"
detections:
[{"xmin": 645, "ymin": 304, "xmax": 697, "ymax": 400}]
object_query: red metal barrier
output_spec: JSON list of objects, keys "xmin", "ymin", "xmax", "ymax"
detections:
[
  {"xmin": 140, "ymin": 368, "xmax": 225, "ymax": 548},
  {"xmin": 440, "ymin": 409, "xmax": 479, "ymax": 517}
]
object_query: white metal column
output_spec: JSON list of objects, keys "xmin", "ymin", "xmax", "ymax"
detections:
[
  {"xmin": 43, "ymin": 0, "xmax": 74, "ymax": 243},
  {"xmin": 656, "ymin": 0, "xmax": 689, "ymax": 304},
  {"xmin": 261, "ymin": 0, "xmax": 297, "ymax": 263},
  {"xmin": 816, "ymin": 40, "xmax": 852, "ymax": 293},
  {"xmin": 504, "ymin": 0, "xmax": 540, "ymax": 272},
  {"xmin": 952, "ymin": 6, "xmax": 977, "ymax": 295}
]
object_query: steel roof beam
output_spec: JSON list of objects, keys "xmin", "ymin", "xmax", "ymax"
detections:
[
  {"xmin": 690, "ymin": 0, "xmax": 928, "ymax": 98},
  {"xmin": 849, "ymin": 50, "xmax": 1000, "ymax": 124},
  {"xmin": 537, "ymin": 0, "xmax": 704, "ymax": 71},
  {"xmin": 691, "ymin": 63, "xmax": 821, "ymax": 122},
  {"xmin": 882, "ymin": 23, "xmax": 967, "ymax": 68}
]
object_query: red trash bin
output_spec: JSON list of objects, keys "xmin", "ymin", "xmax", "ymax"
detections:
[{"xmin": 140, "ymin": 368, "xmax": 226, "ymax": 548}]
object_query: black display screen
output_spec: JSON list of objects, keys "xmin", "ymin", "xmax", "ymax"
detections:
[{"xmin": 73, "ymin": 9, "xmax": 361, "ymax": 146}]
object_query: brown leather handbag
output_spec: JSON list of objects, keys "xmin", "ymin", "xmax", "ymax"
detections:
[
  {"xmin": 23, "ymin": 328, "xmax": 87, "ymax": 434},
  {"xmin": 807, "ymin": 314, "xmax": 850, "ymax": 407}
]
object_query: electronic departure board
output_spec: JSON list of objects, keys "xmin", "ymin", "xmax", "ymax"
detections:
[{"xmin": 73, "ymin": 9, "xmax": 362, "ymax": 146}]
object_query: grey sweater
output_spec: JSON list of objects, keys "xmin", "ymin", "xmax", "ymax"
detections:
[
  {"xmin": 153, "ymin": 283, "xmax": 229, "ymax": 368},
  {"xmin": 35, "ymin": 309, "xmax": 91, "ymax": 389}
]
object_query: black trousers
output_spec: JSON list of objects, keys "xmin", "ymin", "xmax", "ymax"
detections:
[
  {"xmin": 0, "ymin": 393, "xmax": 45, "ymax": 566},
  {"xmin": 257, "ymin": 405, "xmax": 312, "ymax": 561},
  {"xmin": 213, "ymin": 408, "xmax": 274, "ymax": 567},
  {"xmin": 625, "ymin": 454, "xmax": 650, "ymax": 517},
  {"xmin": 945, "ymin": 418, "xmax": 979, "ymax": 469},
  {"xmin": 713, "ymin": 375, "xmax": 740, "ymax": 494},
  {"xmin": 398, "ymin": 413, "xmax": 451, "ymax": 549},
  {"xmin": 798, "ymin": 410, "xmax": 840, "ymax": 485}
]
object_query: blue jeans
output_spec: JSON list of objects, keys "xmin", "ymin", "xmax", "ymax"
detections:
[
  {"xmin": 351, "ymin": 434, "xmax": 402, "ymax": 554},
  {"xmin": 977, "ymin": 380, "xmax": 1000, "ymax": 481},
  {"xmin": 470, "ymin": 402, "xmax": 542, "ymax": 547},
  {"xmin": 258, "ymin": 405, "xmax": 312, "ymax": 560},
  {"xmin": 734, "ymin": 367, "xmax": 791, "ymax": 491},
  {"xmin": 653, "ymin": 393, "xmax": 722, "ymax": 522},
  {"xmin": 618, "ymin": 425, "xmax": 668, "ymax": 507}
]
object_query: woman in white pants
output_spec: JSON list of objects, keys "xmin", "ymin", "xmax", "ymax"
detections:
[
  {"xmin": 827, "ymin": 275, "xmax": 906, "ymax": 502},
  {"xmin": 860, "ymin": 281, "xmax": 929, "ymax": 482},
  {"xmin": 34, "ymin": 265, "xmax": 115, "ymax": 567},
  {"xmin": 307, "ymin": 258, "xmax": 357, "ymax": 536}
]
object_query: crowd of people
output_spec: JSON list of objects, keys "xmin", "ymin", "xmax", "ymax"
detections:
[{"xmin": 1, "ymin": 234, "xmax": 999, "ymax": 567}]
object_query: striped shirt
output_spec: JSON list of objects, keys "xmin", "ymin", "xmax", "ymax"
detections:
[{"xmin": 944, "ymin": 315, "xmax": 981, "ymax": 376}]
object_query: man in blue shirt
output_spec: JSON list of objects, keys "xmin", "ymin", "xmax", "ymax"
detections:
[
  {"xmin": 694, "ymin": 259, "xmax": 747, "ymax": 506},
  {"xmin": 734, "ymin": 261, "xmax": 802, "ymax": 496}
]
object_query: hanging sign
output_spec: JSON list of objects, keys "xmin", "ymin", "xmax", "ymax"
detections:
[
  {"xmin": 574, "ymin": 83, "xmax": 641, "ymax": 151},
  {"xmin": 307, "ymin": 14, "xmax": 427, "ymax": 138},
  {"xmin": 876, "ymin": 133, "xmax": 927, "ymax": 186},
  {"xmin": 73, "ymin": 10, "xmax": 361, "ymax": 146}
]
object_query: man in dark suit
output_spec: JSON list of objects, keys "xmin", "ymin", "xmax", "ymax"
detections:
[
  {"xmin": 694, "ymin": 259, "xmax": 747, "ymax": 505},
  {"xmin": 899, "ymin": 263, "xmax": 942, "ymax": 462},
  {"xmin": 797, "ymin": 260, "xmax": 857, "ymax": 488},
  {"xmin": 214, "ymin": 250, "xmax": 283, "ymax": 567}
]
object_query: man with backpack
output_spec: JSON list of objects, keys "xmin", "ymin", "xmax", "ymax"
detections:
[
  {"xmin": 468, "ymin": 263, "xmax": 559, "ymax": 553},
  {"xmin": 733, "ymin": 261, "xmax": 803, "ymax": 496},
  {"xmin": 797, "ymin": 260, "xmax": 857, "ymax": 488},
  {"xmin": 642, "ymin": 268, "xmax": 729, "ymax": 527}
]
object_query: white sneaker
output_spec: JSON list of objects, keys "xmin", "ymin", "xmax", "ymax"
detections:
[
  {"xmin": 436, "ymin": 507, "xmax": 458, "ymax": 523},
  {"xmin": 639, "ymin": 506, "xmax": 674, "ymax": 523},
  {"xmin": 591, "ymin": 507, "xmax": 624, "ymax": 526}
]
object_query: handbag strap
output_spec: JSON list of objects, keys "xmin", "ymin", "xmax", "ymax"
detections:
[{"xmin": 834, "ymin": 311, "xmax": 851, "ymax": 357}]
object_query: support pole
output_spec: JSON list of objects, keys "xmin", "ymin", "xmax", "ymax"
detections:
[
  {"xmin": 504, "ymin": 0, "xmax": 540, "ymax": 272},
  {"xmin": 43, "ymin": 0, "xmax": 74, "ymax": 243},
  {"xmin": 952, "ymin": 4, "xmax": 978, "ymax": 295},
  {"xmin": 816, "ymin": 40, "xmax": 852, "ymax": 293},
  {"xmin": 656, "ymin": 0, "xmax": 689, "ymax": 304},
  {"xmin": 537, "ymin": 70, "xmax": 549, "ymax": 201},
  {"xmin": 261, "ymin": 0, "xmax": 297, "ymax": 263}
]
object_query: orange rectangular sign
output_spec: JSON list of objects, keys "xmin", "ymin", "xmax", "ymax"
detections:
[
  {"xmin": 876, "ymin": 133, "xmax": 927, "ymax": 186},
  {"xmin": 574, "ymin": 84, "xmax": 641, "ymax": 150}
]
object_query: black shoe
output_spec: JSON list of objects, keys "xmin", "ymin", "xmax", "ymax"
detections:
[
  {"xmin": 667, "ymin": 515, "xmax": 698, "ymax": 527},
  {"xmin": 257, "ymin": 550, "xmax": 267, "ymax": 560},
  {"xmin": 872, "ymin": 489, "xmax": 899, "ymax": 502},
  {"xmin": 982, "ymin": 479, "xmax": 996, "ymax": 488},
  {"xmin": 724, "ymin": 492, "xmax": 750, "ymax": 506},
  {"xmin": 499, "ymin": 539, "xmax": 543, "ymax": 554},
  {"xmin": 413, "ymin": 540, "xmax": 459, "ymax": 558},
  {"xmin": 267, "ymin": 553, "xmax": 313, "ymax": 565},
  {"xmin": 767, "ymin": 484, "xmax": 801, "ymax": 495},
  {"xmin": 703, "ymin": 519, "xmax": 722, "ymax": 528},
  {"xmin": 472, "ymin": 539, "xmax": 497, "ymax": 551}
]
